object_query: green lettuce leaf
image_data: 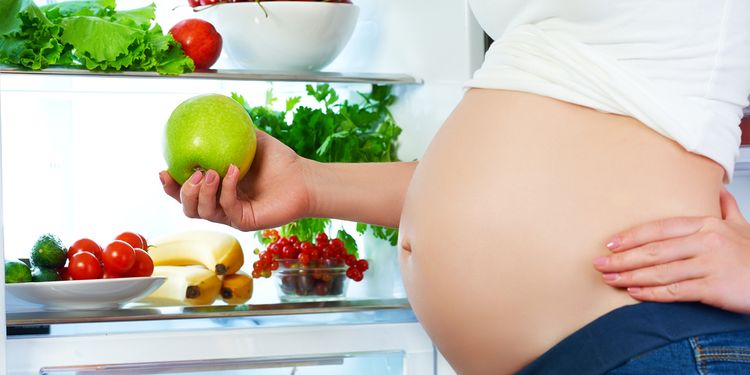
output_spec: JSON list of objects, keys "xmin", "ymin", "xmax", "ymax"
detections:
[
  {"xmin": 111, "ymin": 3, "xmax": 155, "ymax": 30},
  {"xmin": 60, "ymin": 16, "xmax": 142, "ymax": 62},
  {"xmin": 0, "ymin": 0, "xmax": 192, "ymax": 74},
  {"xmin": 154, "ymin": 36, "xmax": 194, "ymax": 75},
  {"xmin": 41, "ymin": 0, "xmax": 114, "ymax": 21},
  {"xmin": 0, "ymin": 0, "xmax": 26, "ymax": 36},
  {"xmin": 0, "ymin": 0, "xmax": 66, "ymax": 69}
]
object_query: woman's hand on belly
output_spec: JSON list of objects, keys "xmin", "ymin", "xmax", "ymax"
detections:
[{"xmin": 594, "ymin": 187, "xmax": 750, "ymax": 314}]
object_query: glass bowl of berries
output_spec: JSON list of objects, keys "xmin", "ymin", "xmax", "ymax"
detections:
[
  {"xmin": 253, "ymin": 230, "xmax": 369, "ymax": 302},
  {"xmin": 273, "ymin": 258, "xmax": 349, "ymax": 301}
]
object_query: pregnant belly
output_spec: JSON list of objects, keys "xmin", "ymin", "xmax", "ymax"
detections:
[{"xmin": 398, "ymin": 89, "xmax": 724, "ymax": 374}]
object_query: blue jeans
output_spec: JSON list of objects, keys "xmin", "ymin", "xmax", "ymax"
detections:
[{"xmin": 607, "ymin": 329, "xmax": 750, "ymax": 374}]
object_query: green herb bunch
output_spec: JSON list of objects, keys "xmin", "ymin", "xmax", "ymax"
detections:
[
  {"xmin": 0, "ymin": 0, "xmax": 194, "ymax": 75},
  {"xmin": 233, "ymin": 84, "xmax": 401, "ymax": 246}
]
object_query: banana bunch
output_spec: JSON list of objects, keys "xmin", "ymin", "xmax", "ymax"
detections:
[
  {"xmin": 148, "ymin": 230, "xmax": 244, "ymax": 275},
  {"xmin": 143, "ymin": 266, "xmax": 222, "ymax": 306},
  {"xmin": 220, "ymin": 271, "xmax": 253, "ymax": 305},
  {"xmin": 141, "ymin": 230, "xmax": 252, "ymax": 306}
]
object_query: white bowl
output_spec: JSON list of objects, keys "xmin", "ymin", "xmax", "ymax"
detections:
[
  {"xmin": 201, "ymin": 2, "xmax": 359, "ymax": 71},
  {"xmin": 5, "ymin": 277, "xmax": 166, "ymax": 311}
]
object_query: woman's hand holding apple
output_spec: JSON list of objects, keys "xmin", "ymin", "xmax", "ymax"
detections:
[{"xmin": 160, "ymin": 130, "xmax": 313, "ymax": 231}]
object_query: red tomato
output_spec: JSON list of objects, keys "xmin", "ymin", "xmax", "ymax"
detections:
[
  {"xmin": 69, "ymin": 252, "xmax": 103, "ymax": 280},
  {"xmin": 137, "ymin": 233, "xmax": 149, "ymax": 251},
  {"xmin": 68, "ymin": 238, "xmax": 103, "ymax": 262},
  {"xmin": 57, "ymin": 267, "xmax": 73, "ymax": 281},
  {"xmin": 115, "ymin": 232, "xmax": 145, "ymax": 250},
  {"xmin": 103, "ymin": 240, "xmax": 136, "ymax": 274},
  {"xmin": 102, "ymin": 269, "xmax": 121, "ymax": 279},
  {"xmin": 187, "ymin": 0, "xmax": 201, "ymax": 6},
  {"xmin": 124, "ymin": 249, "xmax": 154, "ymax": 277}
]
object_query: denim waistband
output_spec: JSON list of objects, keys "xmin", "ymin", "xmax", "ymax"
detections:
[{"xmin": 516, "ymin": 302, "xmax": 750, "ymax": 375}]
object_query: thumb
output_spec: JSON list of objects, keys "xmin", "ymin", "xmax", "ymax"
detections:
[{"xmin": 720, "ymin": 186, "xmax": 749, "ymax": 225}]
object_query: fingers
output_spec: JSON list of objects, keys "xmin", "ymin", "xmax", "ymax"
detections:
[
  {"xmin": 160, "ymin": 171, "xmax": 182, "ymax": 202},
  {"xmin": 254, "ymin": 128, "xmax": 270, "ymax": 141},
  {"xmin": 605, "ymin": 217, "xmax": 705, "ymax": 252},
  {"xmin": 600, "ymin": 258, "xmax": 707, "ymax": 287},
  {"xmin": 167, "ymin": 166, "xmax": 249, "ymax": 228},
  {"xmin": 594, "ymin": 233, "xmax": 711, "ymax": 273},
  {"xmin": 196, "ymin": 170, "xmax": 226, "ymax": 222},
  {"xmin": 219, "ymin": 165, "xmax": 255, "ymax": 228},
  {"xmin": 720, "ymin": 187, "xmax": 749, "ymax": 225},
  {"xmin": 626, "ymin": 278, "xmax": 708, "ymax": 303},
  {"xmin": 179, "ymin": 171, "xmax": 204, "ymax": 218}
]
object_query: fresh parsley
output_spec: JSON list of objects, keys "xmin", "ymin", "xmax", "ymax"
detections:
[{"xmin": 234, "ymin": 84, "xmax": 402, "ymax": 247}]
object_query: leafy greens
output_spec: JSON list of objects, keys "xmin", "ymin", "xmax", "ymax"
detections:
[
  {"xmin": 234, "ymin": 84, "xmax": 402, "ymax": 247},
  {"xmin": 0, "ymin": 0, "xmax": 194, "ymax": 75}
]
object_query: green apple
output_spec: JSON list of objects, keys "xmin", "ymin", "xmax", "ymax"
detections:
[{"xmin": 164, "ymin": 94, "xmax": 257, "ymax": 185}]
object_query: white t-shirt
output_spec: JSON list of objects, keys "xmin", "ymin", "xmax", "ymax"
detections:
[{"xmin": 466, "ymin": 0, "xmax": 750, "ymax": 181}]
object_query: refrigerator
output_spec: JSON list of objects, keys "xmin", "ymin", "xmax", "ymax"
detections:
[
  {"xmin": 2, "ymin": 1, "xmax": 749, "ymax": 374},
  {"xmin": 0, "ymin": 0, "xmax": 483, "ymax": 373}
]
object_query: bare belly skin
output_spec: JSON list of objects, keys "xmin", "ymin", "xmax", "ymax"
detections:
[{"xmin": 398, "ymin": 89, "xmax": 724, "ymax": 374}]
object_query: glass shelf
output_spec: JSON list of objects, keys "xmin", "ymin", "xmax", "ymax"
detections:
[
  {"xmin": 0, "ymin": 66, "xmax": 422, "ymax": 85},
  {"xmin": 6, "ymin": 298, "xmax": 411, "ymax": 327},
  {"xmin": 38, "ymin": 351, "xmax": 406, "ymax": 375}
]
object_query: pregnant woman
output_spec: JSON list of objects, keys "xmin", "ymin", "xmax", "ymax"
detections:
[{"xmin": 161, "ymin": 1, "xmax": 750, "ymax": 373}]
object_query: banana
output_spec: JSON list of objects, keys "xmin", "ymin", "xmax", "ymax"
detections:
[
  {"xmin": 220, "ymin": 271, "xmax": 254, "ymax": 305},
  {"xmin": 149, "ymin": 230, "xmax": 244, "ymax": 275},
  {"xmin": 143, "ymin": 266, "xmax": 221, "ymax": 306}
]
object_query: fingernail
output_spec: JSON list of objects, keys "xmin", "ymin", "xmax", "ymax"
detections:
[
  {"xmin": 159, "ymin": 172, "xmax": 166, "ymax": 186},
  {"xmin": 602, "ymin": 273, "xmax": 619, "ymax": 281},
  {"xmin": 606, "ymin": 237, "xmax": 621, "ymax": 250},
  {"xmin": 627, "ymin": 287, "xmax": 641, "ymax": 294},
  {"xmin": 189, "ymin": 171, "xmax": 203, "ymax": 185},
  {"xmin": 228, "ymin": 164, "xmax": 238, "ymax": 178},
  {"xmin": 593, "ymin": 256, "xmax": 609, "ymax": 267},
  {"xmin": 205, "ymin": 171, "xmax": 217, "ymax": 184}
]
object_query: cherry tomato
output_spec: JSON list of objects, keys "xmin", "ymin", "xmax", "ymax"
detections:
[
  {"xmin": 102, "ymin": 269, "xmax": 121, "ymax": 279},
  {"xmin": 187, "ymin": 0, "xmax": 201, "ymax": 6},
  {"xmin": 69, "ymin": 252, "xmax": 103, "ymax": 280},
  {"xmin": 115, "ymin": 231, "xmax": 145, "ymax": 250},
  {"xmin": 137, "ymin": 233, "xmax": 149, "ymax": 251},
  {"xmin": 68, "ymin": 238, "xmax": 103, "ymax": 262},
  {"xmin": 57, "ymin": 267, "xmax": 73, "ymax": 281},
  {"xmin": 103, "ymin": 240, "xmax": 136, "ymax": 274},
  {"xmin": 124, "ymin": 249, "xmax": 154, "ymax": 277}
]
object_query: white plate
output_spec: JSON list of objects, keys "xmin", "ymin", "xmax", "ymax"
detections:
[{"xmin": 5, "ymin": 276, "xmax": 166, "ymax": 311}]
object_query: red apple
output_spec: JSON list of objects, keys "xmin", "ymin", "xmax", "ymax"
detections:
[{"xmin": 169, "ymin": 19, "xmax": 223, "ymax": 70}]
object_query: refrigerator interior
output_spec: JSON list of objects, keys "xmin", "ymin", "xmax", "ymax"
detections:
[
  {"xmin": 0, "ymin": 0, "xmax": 484, "ymax": 374},
  {"xmin": 5, "ymin": 0, "xmax": 748, "ymax": 373}
]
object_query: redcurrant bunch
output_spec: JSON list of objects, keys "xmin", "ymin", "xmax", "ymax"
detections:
[{"xmin": 251, "ymin": 230, "xmax": 369, "ymax": 282}]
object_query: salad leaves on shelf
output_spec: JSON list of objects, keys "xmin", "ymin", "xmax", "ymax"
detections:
[
  {"xmin": 235, "ymin": 84, "xmax": 401, "ymax": 247},
  {"xmin": 0, "ymin": 0, "xmax": 194, "ymax": 75}
]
